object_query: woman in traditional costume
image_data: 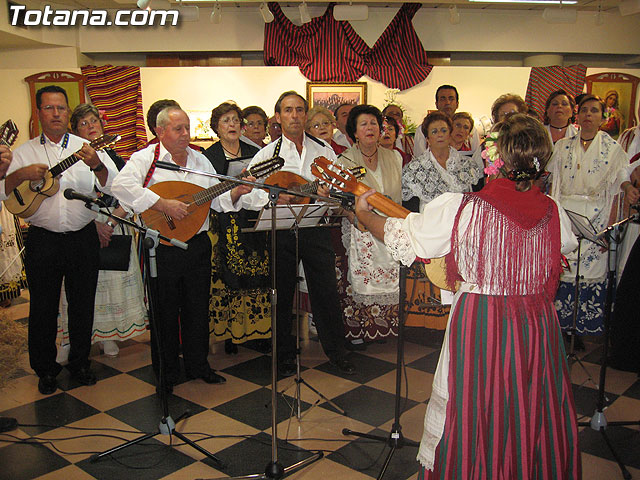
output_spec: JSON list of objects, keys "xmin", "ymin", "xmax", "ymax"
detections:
[
  {"xmin": 355, "ymin": 113, "xmax": 581, "ymax": 479},
  {"xmin": 550, "ymin": 95, "xmax": 635, "ymax": 336},
  {"xmin": 543, "ymin": 89, "xmax": 579, "ymax": 144}
]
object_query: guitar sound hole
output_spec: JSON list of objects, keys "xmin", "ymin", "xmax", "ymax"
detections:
[{"xmin": 30, "ymin": 180, "xmax": 44, "ymax": 192}]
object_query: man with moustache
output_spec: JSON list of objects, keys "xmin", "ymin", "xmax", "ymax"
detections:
[
  {"xmin": 413, "ymin": 84, "xmax": 481, "ymax": 158},
  {"xmin": 6, "ymin": 85, "xmax": 119, "ymax": 395},
  {"xmin": 243, "ymin": 91, "xmax": 356, "ymax": 377},
  {"xmin": 112, "ymin": 106, "xmax": 254, "ymax": 391}
]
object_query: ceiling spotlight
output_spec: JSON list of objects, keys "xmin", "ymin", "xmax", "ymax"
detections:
[
  {"xmin": 260, "ymin": 2, "xmax": 274, "ymax": 23},
  {"xmin": 449, "ymin": 5, "xmax": 460, "ymax": 24},
  {"xmin": 137, "ymin": 0, "xmax": 151, "ymax": 9},
  {"xmin": 333, "ymin": 4, "xmax": 369, "ymax": 21},
  {"xmin": 210, "ymin": 2, "xmax": 221, "ymax": 24},
  {"xmin": 299, "ymin": 2, "xmax": 311, "ymax": 24}
]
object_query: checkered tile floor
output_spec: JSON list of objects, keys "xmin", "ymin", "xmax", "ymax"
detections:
[{"xmin": 1, "ymin": 291, "xmax": 640, "ymax": 480}]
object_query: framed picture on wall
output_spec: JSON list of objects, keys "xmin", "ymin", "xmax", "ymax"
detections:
[
  {"xmin": 306, "ymin": 82, "xmax": 367, "ymax": 112},
  {"xmin": 586, "ymin": 72, "xmax": 639, "ymax": 139}
]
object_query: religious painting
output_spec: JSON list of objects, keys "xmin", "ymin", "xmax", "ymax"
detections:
[
  {"xmin": 306, "ymin": 82, "xmax": 367, "ymax": 112},
  {"xmin": 586, "ymin": 72, "xmax": 639, "ymax": 139}
]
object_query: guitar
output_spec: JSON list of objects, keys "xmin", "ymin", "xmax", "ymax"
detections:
[
  {"xmin": 311, "ymin": 156, "xmax": 454, "ymax": 291},
  {"xmin": 0, "ymin": 120, "xmax": 19, "ymax": 149},
  {"xmin": 4, "ymin": 134, "xmax": 120, "ymax": 218},
  {"xmin": 140, "ymin": 157, "xmax": 284, "ymax": 245},
  {"xmin": 264, "ymin": 166, "xmax": 367, "ymax": 204}
]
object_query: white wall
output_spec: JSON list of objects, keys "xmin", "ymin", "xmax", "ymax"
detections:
[{"xmin": 2, "ymin": 65, "xmax": 639, "ymax": 148}]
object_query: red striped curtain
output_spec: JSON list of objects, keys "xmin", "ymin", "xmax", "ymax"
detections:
[
  {"xmin": 264, "ymin": 3, "xmax": 431, "ymax": 90},
  {"xmin": 81, "ymin": 65, "xmax": 147, "ymax": 160},
  {"xmin": 525, "ymin": 65, "xmax": 587, "ymax": 120}
]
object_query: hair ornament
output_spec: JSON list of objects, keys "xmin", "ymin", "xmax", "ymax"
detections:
[
  {"xmin": 533, "ymin": 156, "xmax": 540, "ymax": 172},
  {"xmin": 481, "ymin": 132, "xmax": 504, "ymax": 176}
]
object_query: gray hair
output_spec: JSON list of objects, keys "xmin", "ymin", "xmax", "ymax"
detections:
[{"xmin": 156, "ymin": 106, "xmax": 185, "ymax": 129}]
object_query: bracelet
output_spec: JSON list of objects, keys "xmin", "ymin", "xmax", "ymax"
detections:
[
  {"xmin": 106, "ymin": 221, "xmax": 115, "ymax": 228},
  {"xmin": 90, "ymin": 162, "xmax": 105, "ymax": 172}
]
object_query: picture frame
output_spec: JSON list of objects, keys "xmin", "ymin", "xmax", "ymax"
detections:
[
  {"xmin": 306, "ymin": 82, "xmax": 367, "ymax": 112},
  {"xmin": 586, "ymin": 72, "xmax": 639, "ymax": 138}
]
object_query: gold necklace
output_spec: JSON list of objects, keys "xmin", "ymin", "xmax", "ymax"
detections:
[{"xmin": 580, "ymin": 135, "xmax": 595, "ymax": 148}]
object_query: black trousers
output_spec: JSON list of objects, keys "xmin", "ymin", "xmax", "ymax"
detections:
[
  {"xmin": 25, "ymin": 223, "xmax": 99, "ymax": 377},
  {"xmin": 151, "ymin": 232, "xmax": 212, "ymax": 383},
  {"xmin": 275, "ymin": 226, "xmax": 346, "ymax": 362}
]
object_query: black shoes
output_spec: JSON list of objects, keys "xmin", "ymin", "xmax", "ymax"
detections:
[
  {"xmin": 225, "ymin": 339, "xmax": 238, "ymax": 355},
  {"xmin": 278, "ymin": 358, "xmax": 297, "ymax": 378},
  {"xmin": 70, "ymin": 366, "xmax": 97, "ymax": 386},
  {"xmin": 188, "ymin": 369, "xmax": 226, "ymax": 384},
  {"xmin": 330, "ymin": 357, "xmax": 356, "ymax": 375},
  {"xmin": 38, "ymin": 374, "xmax": 57, "ymax": 395}
]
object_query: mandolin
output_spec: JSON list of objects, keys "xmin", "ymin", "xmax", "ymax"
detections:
[
  {"xmin": 311, "ymin": 156, "xmax": 455, "ymax": 291},
  {"xmin": 140, "ymin": 157, "xmax": 284, "ymax": 245},
  {"xmin": 4, "ymin": 133, "xmax": 120, "ymax": 218},
  {"xmin": 264, "ymin": 166, "xmax": 366, "ymax": 204}
]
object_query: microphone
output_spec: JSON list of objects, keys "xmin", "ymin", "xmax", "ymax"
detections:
[{"xmin": 63, "ymin": 189, "xmax": 106, "ymax": 207}]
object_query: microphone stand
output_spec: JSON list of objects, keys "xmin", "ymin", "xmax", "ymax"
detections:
[
  {"xmin": 150, "ymin": 163, "xmax": 340, "ymax": 479},
  {"xmin": 578, "ymin": 212, "xmax": 640, "ymax": 480},
  {"xmin": 76, "ymin": 201, "xmax": 230, "ymax": 466}
]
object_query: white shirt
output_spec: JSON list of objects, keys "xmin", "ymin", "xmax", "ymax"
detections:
[
  {"xmin": 112, "ymin": 142, "xmax": 239, "ymax": 234},
  {"xmin": 332, "ymin": 129, "xmax": 351, "ymax": 150},
  {"xmin": 414, "ymin": 122, "xmax": 481, "ymax": 158},
  {"xmin": 7, "ymin": 133, "xmax": 118, "ymax": 232},
  {"xmin": 242, "ymin": 132, "xmax": 339, "ymax": 211}
]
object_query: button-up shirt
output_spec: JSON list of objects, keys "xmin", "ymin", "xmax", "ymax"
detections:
[
  {"xmin": 7, "ymin": 133, "xmax": 118, "ymax": 232},
  {"xmin": 112, "ymin": 142, "xmax": 240, "ymax": 234},
  {"xmin": 332, "ymin": 130, "xmax": 351, "ymax": 150},
  {"xmin": 242, "ymin": 133, "xmax": 338, "ymax": 211}
]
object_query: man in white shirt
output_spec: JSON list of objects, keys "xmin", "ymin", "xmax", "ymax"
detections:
[
  {"xmin": 332, "ymin": 103, "xmax": 355, "ymax": 150},
  {"xmin": 413, "ymin": 85, "xmax": 481, "ymax": 158},
  {"xmin": 243, "ymin": 91, "xmax": 356, "ymax": 377},
  {"xmin": 112, "ymin": 106, "xmax": 253, "ymax": 391},
  {"xmin": 6, "ymin": 85, "xmax": 118, "ymax": 395}
]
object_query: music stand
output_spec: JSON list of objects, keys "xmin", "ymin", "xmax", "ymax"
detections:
[
  {"xmin": 246, "ymin": 203, "xmax": 346, "ymax": 419},
  {"xmin": 577, "ymin": 212, "xmax": 640, "ymax": 480},
  {"xmin": 563, "ymin": 210, "xmax": 606, "ymax": 390}
]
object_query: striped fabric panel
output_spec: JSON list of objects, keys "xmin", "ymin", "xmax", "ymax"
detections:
[
  {"xmin": 264, "ymin": 3, "xmax": 432, "ymax": 90},
  {"xmin": 364, "ymin": 4, "xmax": 433, "ymax": 90},
  {"xmin": 421, "ymin": 293, "xmax": 581, "ymax": 480},
  {"xmin": 525, "ymin": 65, "xmax": 587, "ymax": 121},
  {"xmin": 81, "ymin": 65, "xmax": 147, "ymax": 161}
]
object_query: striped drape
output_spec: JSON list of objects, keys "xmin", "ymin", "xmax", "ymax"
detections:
[
  {"xmin": 264, "ymin": 3, "xmax": 431, "ymax": 90},
  {"xmin": 525, "ymin": 65, "xmax": 587, "ymax": 120},
  {"xmin": 81, "ymin": 65, "xmax": 146, "ymax": 160}
]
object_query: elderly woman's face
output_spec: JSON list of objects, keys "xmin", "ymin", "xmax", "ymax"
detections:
[
  {"xmin": 379, "ymin": 119, "xmax": 397, "ymax": 149},
  {"xmin": 497, "ymin": 102, "xmax": 519, "ymax": 122},
  {"xmin": 426, "ymin": 120, "xmax": 451, "ymax": 150},
  {"xmin": 75, "ymin": 113, "xmax": 103, "ymax": 141},
  {"xmin": 577, "ymin": 99, "xmax": 603, "ymax": 130},
  {"xmin": 244, "ymin": 113, "xmax": 266, "ymax": 144},
  {"xmin": 217, "ymin": 110, "xmax": 242, "ymax": 142},
  {"xmin": 355, "ymin": 113, "xmax": 380, "ymax": 147},
  {"xmin": 451, "ymin": 118, "xmax": 471, "ymax": 145},
  {"xmin": 546, "ymin": 95, "xmax": 573, "ymax": 126},
  {"xmin": 307, "ymin": 113, "xmax": 333, "ymax": 142}
]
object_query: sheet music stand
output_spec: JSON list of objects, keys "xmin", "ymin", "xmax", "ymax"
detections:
[{"xmin": 244, "ymin": 202, "xmax": 347, "ymax": 419}]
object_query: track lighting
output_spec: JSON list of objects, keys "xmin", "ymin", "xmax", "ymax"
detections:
[
  {"xmin": 449, "ymin": 5, "xmax": 460, "ymax": 24},
  {"xmin": 299, "ymin": 2, "xmax": 311, "ymax": 24},
  {"xmin": 260, "ymin": 2, "xmax": 274, "ymax": 23},
  {"xmin": 210, "ymin": 2, "xmax": 221, "ymax": 24},
  {"xmin": 137, "ymin": 0, "xmax": 151, "ymax": 9}
]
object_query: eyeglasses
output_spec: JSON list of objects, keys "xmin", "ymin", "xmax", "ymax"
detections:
[
  {"xmin": 429, "ymin": 127, "xmax": 449, "ymax": 135},
  {"xmin": 78, "ymin": 118, "xmax": 100, "ymax": 128},
  {"xmin": 41, "ymin": 105, "xmax": 68, "ymax": 113},
  {"xmin": 498, "ymin": 110, "xmax": 517, "ymax": 119},
  {"xmin": 311, "ymin": 121, "xmax": 331, "ymax": 130},
  {"xmin": 247, "ymin": 121, "xmax": 265, "ymax": 128},
  {"xmin": 220, "ymin": 117, "xmax": 241, "ymax": 125}
]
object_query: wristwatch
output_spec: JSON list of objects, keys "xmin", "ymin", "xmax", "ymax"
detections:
[
  {"xmin": 106, "ymin": 221, "xmax": 115, "ymax": 228},
  {"xmin": 90, "ymin": 162, "xmax": 105, "ymax": 172}
]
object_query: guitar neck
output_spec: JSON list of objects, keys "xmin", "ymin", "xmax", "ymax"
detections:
[
  {"xmin": 351, "ymin": 182, "xmax": 410, "ymax": 219},
  {"xmin": 301, "ymin": 179, "xmax": 319, "ymax": 195},
  {"xmin": 49, "ymin": 153, "xmax": 82, "ymax": 177},
  {"xmin": 192, "ymin": 173, "xmax": 244, "ymax": 205}
]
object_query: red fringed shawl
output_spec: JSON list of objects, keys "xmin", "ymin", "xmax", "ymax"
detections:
[{"xmin": 446, "ymin": 179, "xmax": 562, "ymax": 300}]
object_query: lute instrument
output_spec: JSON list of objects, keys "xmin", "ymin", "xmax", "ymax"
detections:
[
  {"xmin": 4, "ymin": 133, "xmax": 120, "ymax": 218},
  {"xmin": 311, "ymin": 156, "xmax": 455, "ymax": 290},
  {"xmin": 140, "ymin": 157, "xmax": 284, "ymax": 245}
]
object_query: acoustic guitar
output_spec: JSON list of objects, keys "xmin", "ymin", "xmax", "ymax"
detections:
[
  {"xmin": 4, "ymin": 133, "xmax": 120, "ymax": 218},
  {"xmin": 140, "ymin": 157, "xmax": 284, "ymax": 245},
  {"xmin": 264, "ymin": 165, "xmax": 367, "ymax": 204},
  {"xmin": 0, "ymin": 119, "xmax": 19, "ymax": 149},
  {"xmin": 311, "ymin": 156, "xmax": 454, "ymax": 291}
]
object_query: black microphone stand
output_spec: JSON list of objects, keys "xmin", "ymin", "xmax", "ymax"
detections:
[
  {"xmin": 343, "ymin": 264, "xmax": 419, "ymax": 479},
  {"xmin": 78, "ymin": 201, "xmax": 228, "ymax": 466},
  {"xmin": 578, "ymin": 213, "xmax": 640, "ymax": 480}
]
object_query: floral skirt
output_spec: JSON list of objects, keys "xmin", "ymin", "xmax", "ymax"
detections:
[{"xmin": 554, "ymin": 279, "xmax": 607, "ymax": 334}]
